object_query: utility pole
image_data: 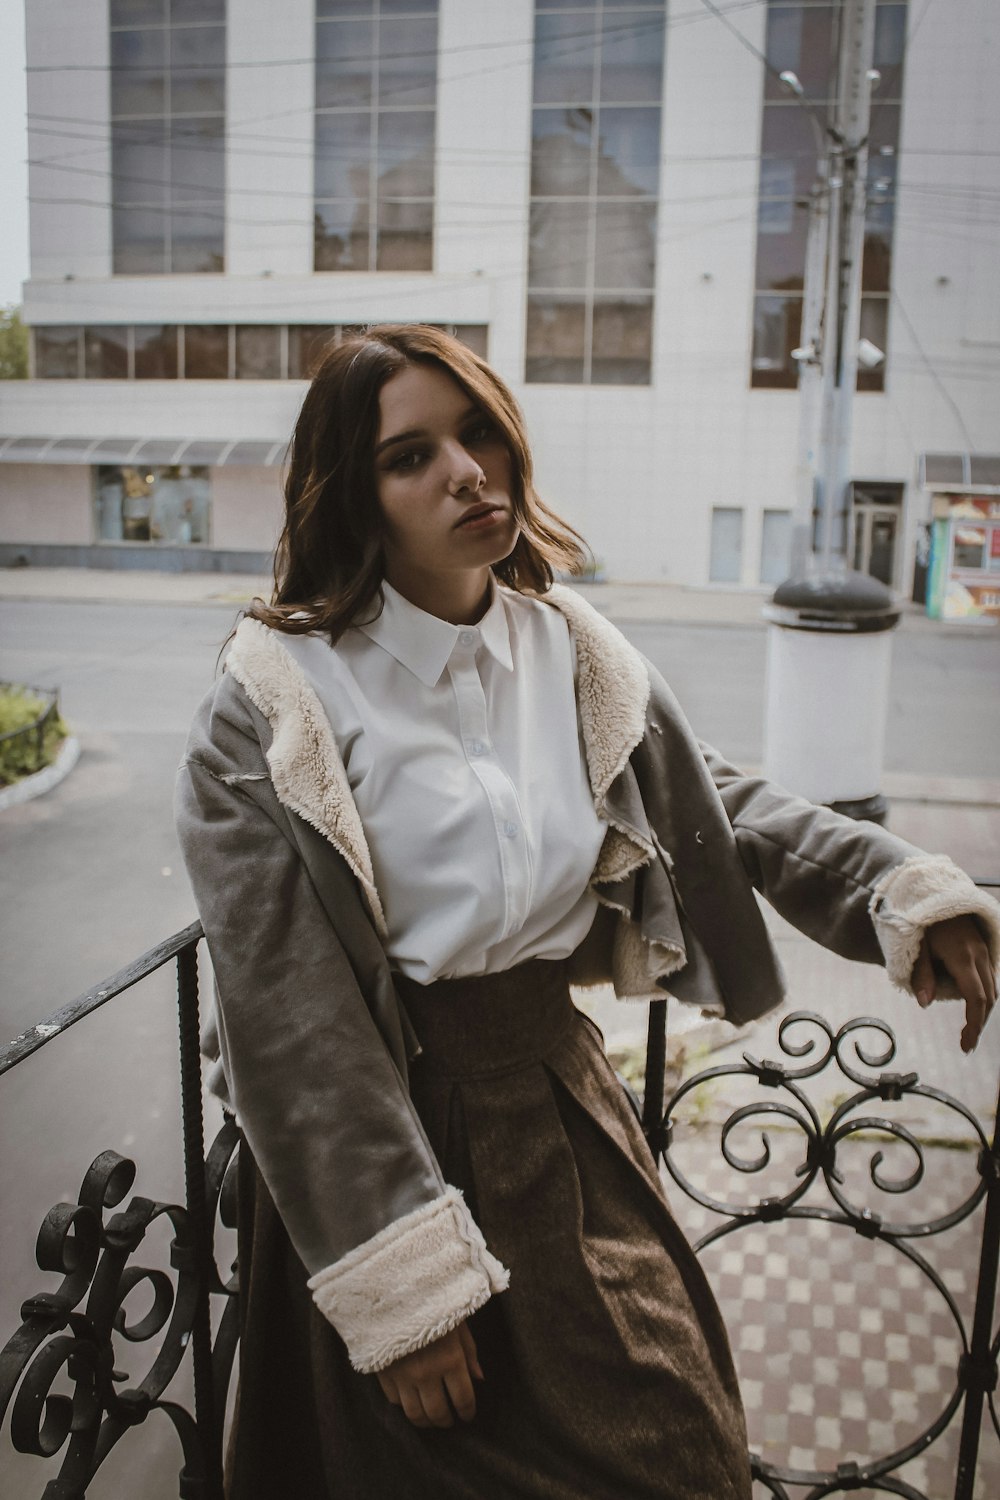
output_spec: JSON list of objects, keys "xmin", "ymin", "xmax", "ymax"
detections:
[
  {"xmin": 815, "ymin": 0, "xmax": 879, "ymax": 571},
  {"xmin": 763, "ymin": 0, "xmax": 900, "ymax": 825}
]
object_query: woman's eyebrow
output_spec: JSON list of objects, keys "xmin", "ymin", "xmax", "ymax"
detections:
[{"xmin": 374, "ymin": 406, "xmax": 482, "ymax": 458}]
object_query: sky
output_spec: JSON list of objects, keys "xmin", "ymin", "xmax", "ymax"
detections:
[{"xmin": 1, "ymin": 0, "xmax": 30, "ymax": 307}]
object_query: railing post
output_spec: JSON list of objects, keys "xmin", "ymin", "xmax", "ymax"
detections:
[
  {"xmin": 953, "ymin": 1072, "xmax": 1000, "ymax": 1499},
  {"xmin": 642, "ymin": 997, "xmax": 668, "ymax": 1162},
  {"xmin": 176, "ymin": 942, "xmax": 223, "ymax": 1499}
]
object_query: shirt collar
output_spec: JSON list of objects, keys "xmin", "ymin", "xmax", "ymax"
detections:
[{"xmin": 358, "ymin": 579, "xmax": 514, "ymax": 687}]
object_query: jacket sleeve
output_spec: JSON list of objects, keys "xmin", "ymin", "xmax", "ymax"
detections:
[
  {"xmin": 699, "ymin": 739, "xmax": 1000, "ymax": 996},
  {"xmin": 175, "ymin": 691, "xmax": 507, "ymax": 1373}
]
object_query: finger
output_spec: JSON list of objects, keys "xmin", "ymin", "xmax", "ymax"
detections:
[
  {"xmin": 377, "ymin": 1371, "xmax": 401, "ymax": 1406},
  {"xmin": 959, "ymin": 972, "xmax": 989, "ymax": 1054},
  {"xmin": 458, "ymin": 1322, "xmax": 485, "ymax": 1381},
  {"xmin": 399, "ymin": 1385, "xmax": 430, "ymax": 1428},
  {"xmin": 912, "ymin": 937, "xmax": 935, "ymax": 1008},
  {"xmin": 418, "ymin": 1380, "xmax": 454, "ymax": 1430},
  {"xmin": 976, "ymin": 950, "xmax": 997, "ymax": 1010},
  {"xmin": 444, "ymin": 1361, "xmax": 477, "ymax": 1423}
]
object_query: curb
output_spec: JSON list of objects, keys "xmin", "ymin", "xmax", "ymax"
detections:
[{"xmin": 0, "ymin": 736, "xmax": 81, "ymax": 811}]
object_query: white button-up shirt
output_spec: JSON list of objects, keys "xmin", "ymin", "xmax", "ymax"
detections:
[{"xmin": 280, "ymin": 582, "xmax": 608, "ymax": 982}]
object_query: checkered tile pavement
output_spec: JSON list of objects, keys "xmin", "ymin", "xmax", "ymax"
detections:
[{"xmin": 661, "ymin": 1119, "xmax": 999, "ymax": 1499}]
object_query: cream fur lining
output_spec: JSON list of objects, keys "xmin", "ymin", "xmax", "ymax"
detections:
[
  {"xmin": 226, "ymin": 618, "xmax": 389, "ymax": 939},
  {"xmin": 870, "ymin": 854, "xmax": 1000, "ymax": 995},
  {"xmin": 307, "ymin": 1187, "xmax": 509, "ymax": 1374},
  {"xmin": 544, "ymin": 585, "xmax": 651, "ymax": 807}
]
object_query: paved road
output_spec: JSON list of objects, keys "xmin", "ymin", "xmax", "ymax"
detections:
[{"xmin": 0, "ymin": 598, "xmax": 997, "ymax": 1498}]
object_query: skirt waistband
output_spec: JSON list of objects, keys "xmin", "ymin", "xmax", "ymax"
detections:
[{"xmin": 392, "ymin": 958, "xmax": 575, "ymax": 1078}]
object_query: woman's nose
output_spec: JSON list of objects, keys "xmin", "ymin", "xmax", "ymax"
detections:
[{"xmin": 445, "ymin": 441, "xmax": 485, "ymax": 494}]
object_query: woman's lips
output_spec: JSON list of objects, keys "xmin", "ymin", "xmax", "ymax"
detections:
[{"xmin": 456, "ymin": 506, "xmax": 504, "ymax": 530}]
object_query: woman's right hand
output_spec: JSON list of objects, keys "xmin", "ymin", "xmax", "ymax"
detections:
[{"xmin": 375, "ymin": 1320, "xmax": 484, "ymax": 1428}]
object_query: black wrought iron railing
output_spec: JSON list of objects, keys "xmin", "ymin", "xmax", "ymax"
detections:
[{"xmin": 2, "ymin": 895, "xmax": 998, "ymax": 1499}]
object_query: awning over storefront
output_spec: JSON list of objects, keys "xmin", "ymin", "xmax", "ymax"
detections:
[{"xmin": 0, "ymin": 436, "xmax": 287, "ymax": 466}]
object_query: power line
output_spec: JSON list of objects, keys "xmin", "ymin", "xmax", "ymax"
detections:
[{"xmin": 890, "ymin": 289, "xmax": 976, "ymax": 450}]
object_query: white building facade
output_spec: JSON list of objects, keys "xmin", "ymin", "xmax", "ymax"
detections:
[{"xmin": 2, "ymin": 0, "xmax": 999, "ymax": 592}]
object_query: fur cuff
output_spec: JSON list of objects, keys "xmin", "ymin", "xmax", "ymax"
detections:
[
  {"xmin": 870, "ymin": 855, "xmax": 1000, "ymax": 995},
  {"xmin": 307, "ymin": 1188, "xmax": 509, "ymax": 1374}
]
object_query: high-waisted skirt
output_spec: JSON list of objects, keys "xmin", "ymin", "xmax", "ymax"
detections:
[{"xmin": 228, "ymin": 959, "xmax": 752, "ymax": 1499}]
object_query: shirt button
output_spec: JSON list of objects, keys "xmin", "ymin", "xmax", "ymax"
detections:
[
  {"xmin": 469, "ymin": 740, "xmax": 487, "ymax": 757},
  {"xmin": 459, "ymin": 630, "xmax": 476, "ymax": 647},
  {"xmin": 502, "ymin": 820, "xmax": 519, "ymax": 838}
]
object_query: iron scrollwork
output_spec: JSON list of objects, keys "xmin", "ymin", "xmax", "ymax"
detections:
[
  {"xmin": 0, "ymin": 1123, "xmax": 240, "ymax": 1500},
  {"xmin": 652, "ymin": 1010, "xmax": 1000, "ymax": 1500}
]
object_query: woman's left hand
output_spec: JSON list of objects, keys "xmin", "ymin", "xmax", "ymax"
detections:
[{"xmin": 912, "ymin": 915, "xmax": 997, "ymax": 1053}]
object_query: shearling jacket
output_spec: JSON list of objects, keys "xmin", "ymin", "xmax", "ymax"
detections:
[{"xmin": 175, "ymin": 585, "xmax": 1000, "ymax": 1375}]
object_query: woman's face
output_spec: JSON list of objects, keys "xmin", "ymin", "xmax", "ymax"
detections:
[{"xmin": 373, "ymin": 362, "xmax": 519, "ymax": 612}]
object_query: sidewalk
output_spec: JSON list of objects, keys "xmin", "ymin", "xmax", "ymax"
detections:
[{"xmin": 2, "ymin": 563, "xmax": 996, "ymax": 636}]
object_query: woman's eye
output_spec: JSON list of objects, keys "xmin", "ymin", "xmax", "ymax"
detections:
[
  {"xmin": 464, "ymin": 421, "xmax": 495, "ymax": 445},
  {"xmin": 389, "ymin": 449, "xmax": 425, "ymax": 472}
]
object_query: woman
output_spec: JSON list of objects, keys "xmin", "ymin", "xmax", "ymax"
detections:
[{"xmin": 176, "ymin": 325, "xmax": 998, "ymax": 1499}]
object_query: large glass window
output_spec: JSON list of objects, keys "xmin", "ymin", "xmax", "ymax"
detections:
[
  {"xmin": 315, "ymin": 1, "xmax": 438, "ymax": 272},
  {"xmin": 110, "ymin": 0, "xmax": 226, "ymax": 274},
  {"xmin": 751, "ymin": 1, "xmax": 906, "ymax": 390},
  {"xmin": 32, "ymin": 323, "xmax": 488, "ymax": 380},
  {"xmin": 527, "ymin": 2, "xmax": 665, "ymax": 385},
  {"xmin": 94, "ymin": 463, "xmax": 211, "ymax": 545}
]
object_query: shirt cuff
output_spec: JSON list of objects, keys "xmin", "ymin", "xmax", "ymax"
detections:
[
  {"xmin": 306, "ymin": 1187, "xmax": 510, "ymax": 1374},
  {"xmin": 869, "ymin": 854, "xmax": 1000, "ymax": 995}
]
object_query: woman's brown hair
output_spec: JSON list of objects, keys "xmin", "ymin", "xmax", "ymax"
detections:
[{"xmin": 248, "ymin": 324, "xmax": 590, "ymax": 641}]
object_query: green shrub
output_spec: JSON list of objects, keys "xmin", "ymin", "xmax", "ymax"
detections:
[{"xmin": 0, "ymin": 685, "xmax": 69, "ymax": 786}]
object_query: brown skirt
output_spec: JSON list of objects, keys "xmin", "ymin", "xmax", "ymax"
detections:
[{"xmin": 228, "ymin": 960, "xmax": 751, "ymax": 1500}]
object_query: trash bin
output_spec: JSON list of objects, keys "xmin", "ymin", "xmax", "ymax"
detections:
[{"xmin": 762, "ymin": 571, "xmax": 900, "ymax": 824}]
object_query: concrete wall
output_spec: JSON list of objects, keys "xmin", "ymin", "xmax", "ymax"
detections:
[
  {"xmin": 14, "ymin": 0, "xmax": 1000, "ymax": 584},
  {"xmin": 211, "ymin": 466, "xmax": 283, "ymax": 553}
]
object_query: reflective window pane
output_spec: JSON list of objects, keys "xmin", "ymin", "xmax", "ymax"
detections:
[
  {"xmin": 315, "ymin": 112, "xmax": 372, "ymax": 200},
  {"xmin": 751, "ymin": 293, "xmax": 802, "ymax": 388},
  {"xmin": 235, "ymin": 325, "xmax": 282, "ymax": 380},
  {"xmin": 874, "ymin": 4, "xmax": 907, "ymax": 77},
  {"xmin": 591, "ymin": 296, "xmax": 652, "ymax": 384},
  {"xmin": 111, "ymin": 0, "xmax": 165, "ymax": 22},
  {"xmin": 760, "ymin": 509, "xmax": 792, "ymax": 585},
  {"xmin": 382, "ymin": 0, "xmax": 439, "ymax": 12},
  {"xmin": 184, "ymin": 324, "xmax": 229, "ymax": 377},
  {"xmin": 171, "ymin": 117, "xmax": 224, "ymax": 202},
  {"xmin": 596, "ymin": 107, "xmax": 660, "ymax": 196},
  {"xmin": 113, "ymin": 208, "xmax": 168, "ymax": 273},
  {"xmin": 599, "ymin": 9, "xmax": 664, "ymax": 104},
  {"xmin": 84, "ymin": 326, "xmax": 129, "ymax": 378},
  {"xmin": 170, "ymin": 26, "xmax": 226, "ymax": 113},
  {"xmin": 763, "ymin": 5, "xmax": 836, "ymax": 101},
  {"xmin": 377, "ymin": 110, "xmax": 435, "ymax": 198},
  {"xmin": 532, "ymin": 108, "xmax": 593, "ymax": 197},
  {"xmin": 594, "ymin": 201, "xmax": 656, "ymax": 290},
  {"xmin": 315, "ymin": 201, "xmax": 371, "ymax": 270},
  {"xmin": 525, "ymin": 296, "xmax": 586, "ymax": 383},
  {"xmin": 529, "ymin": 200, "xmax": 591, "ymax": 289},
  {"xmin": 288, "ymin": 325, "xmax": 339, "ymax": 378},
  {"xmin": 171, "ymin": 0, "xmax": 225, "ymax": 19},
  {"xmin": 376, "ymin": 199, "xmax": 433, "ymax": 270},
  {"xmin": 112, "ymin": 67, "xmax": 167, "ymax": 118},
  {"xmin": 533, "ymin": 14, "xmax": 597, "ymax": 105},
  {"xmin": 133, "ymin": 324, "xmax": 179, "ymax": 378},
  {"xmin": 315, "ymin": 19, "xmax": 374, "ymax": 108},
  {"xmin": 709, "ymin": 507, "xmax": 744, "ymax": 583},
  {"xmin": 317, "ymin": 0, "xmax": 374, "ymax": 15},
  {"xmin": 761, "ymin": 104, "xmax": 821, "ymax": 201},
  {"xmin": 113, "ymin": 120, "xmax": 168, "ymax": 207},
  {"xmin": 378, "ymin": 18, "xmax": 438, "ymax": 108},
  {"xmin": 170, "ymin": 209, "xmax": 225, "ymax": 272},
  {"xmin": 35, "ymin": 326, "xmax": 81, "ymax": 379}
]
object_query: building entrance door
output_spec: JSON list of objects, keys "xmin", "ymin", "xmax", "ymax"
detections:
[{"xmin": 851, "ymin": 483, "xmax": 903, "ymax": 587}]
